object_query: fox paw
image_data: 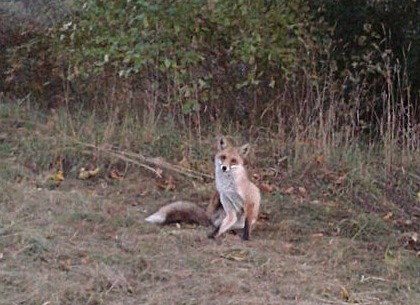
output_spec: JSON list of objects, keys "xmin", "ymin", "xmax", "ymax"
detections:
[{"xmin": 208, "ymin": 232, "xmax": 218, "ymax": 239}]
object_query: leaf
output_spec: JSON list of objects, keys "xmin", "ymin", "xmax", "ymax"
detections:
[
  {"xmin": 298, "ymin": 186, "xmax": 307, "ymax": 195},
  {"xmin": 78, "ymin": 167, "xmax": 100, "ymax": 180},
  {"xmin": 334, "ymin": 175, "xmax": 347, "ymax": 186},
  {"xmin": 58, "ymin": 257, "xmax": 72, "ymax": 271},
  {"xmin": 53, "ymin": 170, "xmax": 64, "ymax": 182},
  {"xmin": 182, "ymin": 100, "xmax": 199, "ymax": 114},
  {"xmin": 283, "ymin": 187, "xmax": 294, "ymax": 195},
  {"xmin": 157, "ymin": 175, "xmax": 176, "ymax": 191},
  {"xmin": 383, "ymin": 212, "xmax": 393, "ymax": 221},
  {"xmin": 315, "ymin": 155, "xmax": 325, "ymax": 164},
  {"xmin": 340, "ymin": 286, "xmax": 350, "ymax": 301},
  {"xmin": 198, "ymin": 78, "xmax": 208, "ymax": 89},
  {"xmin": 164, "ymin": 57, "xmax": 171, "ymax": 69},
  {"xmin": 221, "ymin": 249, "xmax": 250, "ymax": 261},
  {"xmin": 260, "ymin": 182, "xmax": 274, "ymax": 193},
  {"xmin": 258, "ymin": 212, "xmax": 269, "ymax": 221},
  {"xmin": 311, "ymin": 233, "xmax": 324, "ymax": 238},
  {"xmin": 78, "ymin": 168, "xmax": 91, "ymax": 180},
  {"xmin": 109, "ymin": 168, "xmax": 124, "ymax": 180}
]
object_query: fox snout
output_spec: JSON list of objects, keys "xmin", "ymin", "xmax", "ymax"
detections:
[
  {"xmin": 220, "ymin": 163, "xmax": 239, "ymax": 172},
  {"xmin": 217, "ymin": 159, "xmax": 231, "ymax": 172}
]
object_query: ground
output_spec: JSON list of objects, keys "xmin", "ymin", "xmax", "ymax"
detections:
[
  {"xmin": 1, "ymin": 162, "xmax": 419, "ymax": 305},
  {"xmin": 0, "ymin": 103, "xmax": 419, "ymax": 305}
]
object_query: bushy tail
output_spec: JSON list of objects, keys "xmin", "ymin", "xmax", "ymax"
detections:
[{"xmin": 145, "ymin": 201, "xmax": 213, "ymax": 227}]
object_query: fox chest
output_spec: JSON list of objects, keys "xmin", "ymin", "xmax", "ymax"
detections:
[
  {"xmin": 214, "ymin": 165, "xmax": 244, "ymax": 212},
  {"xmin": 214, "ymin": 164, "xmax": 237, "ymax": 192},
  {"xmin": 216, "ymin": 174, "xmax": 237, "ymax": 193}
]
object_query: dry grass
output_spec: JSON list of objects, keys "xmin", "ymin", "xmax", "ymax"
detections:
[
  {"xmin": 1, "ymin": 168, "xmax": 419, "ymax": 305},
  {"xmin": 2, "ymin": 2, "xmax": 419, "ymax": 304},
  {"xmin": 1, "ymin": 101, "xmax": 419, "ymax": 305}
]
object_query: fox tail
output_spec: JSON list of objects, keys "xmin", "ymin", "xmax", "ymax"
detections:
[{"xmin": 145, "ymin": 201, "xmax": 214, "ymax": 227}]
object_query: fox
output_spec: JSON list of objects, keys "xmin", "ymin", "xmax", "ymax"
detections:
[
  {"xmin": 145, "ymin": 136, "xmax": 261, "ymax": 240},
  {"xmin": 209, "ymin": 136, "xmax": 261, "ymax": 240}
]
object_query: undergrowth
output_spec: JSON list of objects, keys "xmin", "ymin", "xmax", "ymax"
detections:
[{"xmin": 1, "ymin": 96, "xmax": 419, "ymax": 239}]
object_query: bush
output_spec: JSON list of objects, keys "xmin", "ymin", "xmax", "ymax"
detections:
[{"xmin": 53, "ymin": 0, "xmax": 312, "ymax": 120}]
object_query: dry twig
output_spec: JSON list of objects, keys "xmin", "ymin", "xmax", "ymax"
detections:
[{"xmin": 70, "ymin": 137, "xmax": 213, "ymax": 181}]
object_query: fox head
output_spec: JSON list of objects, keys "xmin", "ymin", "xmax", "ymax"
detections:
[{"xmin": 215, "ymin": 136, "xmax": 250, "ymax": 173}]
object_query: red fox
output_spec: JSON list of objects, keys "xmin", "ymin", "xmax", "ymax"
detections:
[
  {"xmin": 145, "ymin": 136, "xmax": 261, "ymax": 240},
  {"xmin": 209, "ymin": 136, "xmax": 261, "ymax": 240}
]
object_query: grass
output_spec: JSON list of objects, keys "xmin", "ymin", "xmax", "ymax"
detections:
[
  {"xmin": 2, "ymin": 1, "xmax": 419, "ymax": 303},
  {"xmin": 1, "ymin": 99, "xmax": 419, "ymax": 305}
]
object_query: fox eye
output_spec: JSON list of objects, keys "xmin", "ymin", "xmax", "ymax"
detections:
[
  {"xmin": 220, "ymin": 155, "xmax": 226, "ymax": 161},
  {"xmin": 231, "ymin": 158, "xmax": 237, "ymax": 165}
]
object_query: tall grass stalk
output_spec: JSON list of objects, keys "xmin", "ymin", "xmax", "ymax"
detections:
[{"xmin": 268, "ymin": 57, "xmax": 419, "ymax": 175}]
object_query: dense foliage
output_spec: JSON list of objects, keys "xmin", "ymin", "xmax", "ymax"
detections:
[
  {"xmin": 314, "ymin": 0, "xmax": 420, "ymax": 92},
  {"xmin": 1, "ymin": 0, "xmax": 419, "ymax": 139},
  {"xmin": 312, "ymin": 0, "xmax": 420, "ymax": 126},
  {"xmin": 53, "ymin": 0, "xmax": 313, "ymax": 120},
  {"xmin": 61, "ymin": 0, "xmax": 306, "ymax": 79}
]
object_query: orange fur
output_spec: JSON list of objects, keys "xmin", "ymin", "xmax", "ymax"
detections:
[
  {"xmin": 211, "ymin": 136, "xmax": 261, "ymax": 240},
  {"xmin": 145, "ymin": 136, "xmax": 261, "ymax": 241}
]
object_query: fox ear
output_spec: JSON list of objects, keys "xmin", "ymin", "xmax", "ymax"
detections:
[
  {"xmin": 217, "ymin": 136, "xmax": 230, "ymax": 151},
  {"xmin": 239, "ymin": 143, "xmax": 251, "ymax": 157}
]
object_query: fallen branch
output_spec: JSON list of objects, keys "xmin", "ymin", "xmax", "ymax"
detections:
[
  {"xmin": 80, "ymin": 149, "xmax": 162, "ymax": 178},
  {"xmin": 70, "ymin": 137, "xmax": 213, "ymax": 181},
  {"xmin": 118, "ymin": 149, "xmax": 214, "ymax": 180}
]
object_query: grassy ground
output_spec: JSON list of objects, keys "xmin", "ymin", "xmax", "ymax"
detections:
[{"xmin": 0, "ymin": 101, "xmax": 419, "ymax": 305}]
